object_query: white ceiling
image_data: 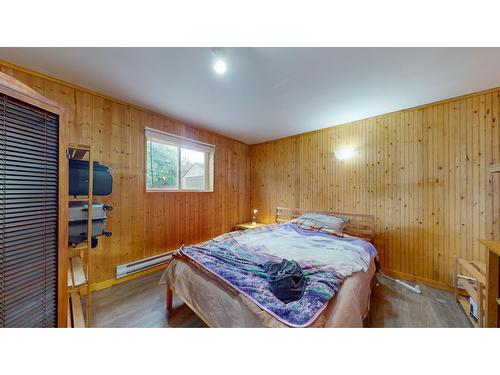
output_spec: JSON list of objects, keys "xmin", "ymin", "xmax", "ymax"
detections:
[{"xmin": 1, "ymin": 48, "xmax": 500, "ymax": 144}]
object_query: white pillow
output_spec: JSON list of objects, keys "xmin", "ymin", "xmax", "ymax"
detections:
[{"xmin": 296, "ymin": 212, "xmax": 348, "ymax": 232}]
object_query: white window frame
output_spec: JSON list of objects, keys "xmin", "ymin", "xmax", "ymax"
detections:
[{"xmin": 145, "ymin": 127, "xmax": 215, "ymax": 192}]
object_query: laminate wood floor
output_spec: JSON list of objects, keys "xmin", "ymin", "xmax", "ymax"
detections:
[
  {"xmin": 90, "ymin": 270, "xmax": 206, "ymax": 328},
  {"xmin": 90, "ymin": 270, "xmax": 471, "ymax": 328},
  {"xmin": 370, "ymin": 274, "xmax": 472, "ymax": 327}
]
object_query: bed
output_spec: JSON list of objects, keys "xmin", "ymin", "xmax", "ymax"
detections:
[{"xmin": 162, "ymin": 207, "xmax": 377, "ymax": 328}]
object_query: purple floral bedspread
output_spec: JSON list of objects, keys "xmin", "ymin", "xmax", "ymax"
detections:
[{"xmin": 179, "ymin": 226, "xmax": 352, "ymax": 327}]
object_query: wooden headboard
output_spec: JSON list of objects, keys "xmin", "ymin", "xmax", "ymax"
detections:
[{"xmin": 275, "ymin": 207, "xmax": 376, "ymax": 243}]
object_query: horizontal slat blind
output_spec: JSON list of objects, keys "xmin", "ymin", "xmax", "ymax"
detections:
[
  {"xmin": 145, "ymin": 127, "xmax": 215, "ymax": 154},
  {"xmin": 0, "ymin": 93, "xmax": 59, "ymax": 328}
]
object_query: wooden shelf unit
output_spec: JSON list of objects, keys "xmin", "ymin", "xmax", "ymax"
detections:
[
  {"xmin": 67, "ymin": 256, "xmax": 87, "ymax": 289},
  {"xmin": 481, "ymin": 240, "xmax": 500, "ymax": 256},
  {"xmin": 480, "ymin": 240, "xmax": 500, "ymax": 327},
  {"xmin": 457, "ymin": 296, "xmax": 480, "ymax": 328},
  {"xmin": 68, "ymin": 292, "xmax": 85, "ymax": 328},
  {"xmin": 67, "ymin": 144, "xmax": 94, "ymax": 328},
  {"xmin": 479, "ymin": 164, "xmax": 500, "ymax": 327},
  {"xmin": 454, "ymin": 257, "xmax": 486, "ymax": 327}
]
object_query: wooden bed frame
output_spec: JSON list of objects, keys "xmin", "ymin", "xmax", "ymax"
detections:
[
  {"xmin": 166, "ymin": 207, "xmax": 377, "ymax": 326},
  {"xmin": 275, "ymin": 207, "xmax": 375, "ymax": 243}
]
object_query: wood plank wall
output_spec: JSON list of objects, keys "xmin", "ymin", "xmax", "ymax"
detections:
[
  {"xmin": 251, "ymin": 90, "xmax": 500, "ymax": 288},
  {"xmin": 0, "ymin": 61, "xmax": 251, "ymax": 284}
]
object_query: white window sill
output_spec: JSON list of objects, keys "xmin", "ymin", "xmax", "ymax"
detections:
[{"xmin": 147, "ymin": 188, "xmax": 214, "ymax": 193}]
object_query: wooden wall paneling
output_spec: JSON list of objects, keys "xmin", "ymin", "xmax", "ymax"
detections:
[
  {"xmin": 236, "ymin": 146, "xmax": 245, "ymax": 225},
  {"xmin": 247, "ymin": 144, "xmax": 252, "ymax": 219},
  {"xmin": 444, "ymin": 104, "xmax": 451, "ymax": 281},
  {"xmin": 101, "ymin": 97, "xmax": 113, "ymax": 277},
  {"xmin": 251, "ymin": 88, "xmax": 500, "ymax": 288},
  {"xmin": 228, "ymin": 141, "xmax": 236, "ymax": 232},
  {"xmin": 426, "ymin": 106, "xmax": 439, "ymax": 279},
  {"xmin": 458, "ymin": 99, "xmax": 467, "ymax": 275},
  {"xmin": 449, "ymin": 102, "xmax": 458, "ymax": 282},
  {"xmin": 240, "ymin": 143, "xmax": 247, "ymax": 224},
  {"xmin": 450, "ymin": 101, "xmax": 458, "ymax": 268},
  {"xmin": 424, "ymin": 106, "xmax": 431, "ymax": 281},
  {"xmin": 217, "ymin": 136, "xmax": 226, "ymax": 235},
  {"xmin": 402, "ymin": 111, "xmax": 410, "ymax": 276},
  {"xmin": 236, "ymin": 144, "xmax": 243, "ymax": 222},
  {"xmin": 395, "ymin": 113, "xmax": 403, "ymax": 276},
  {"xmin": 430, "ymin": 105, "xmax": 437, "ymax": 280},
  {"xmin": 379, "ymin": 118, "xmax": 393, "ymax": 269},
  {"xmin": 119, "ymin": 104, "xmax": 132, "ymax": 265},
  {"xmin": 410, "ymin": 110, "xmax": 418, "ymax": 276},
  {"xmin": 74, "ymin": 90, "xmax": 93, "ymax": 149},
  {"xmin": 0, "ymin": 62, "xmax": 251, "ymax": 285},
  {"xmin": 237, "ymin": 142, "xmax": 246, "ymax": 222},
  {"xmin": 430, "ymin": 105, "xmax": 436, "ymax": 280},
  {"xmin": 472, "ymin": 96, "xmax": 480, "ymax": 263},
  {"xmin": 478, "ymin": 95, "xmax": 487, "ymax": 258},
  {"xmin": 440, "ymin": 103, "xmax": 447, "ymax": 280},
  {"xmin": 392, "ymin": 114, "xmax": 400, "ymax": 274},
  {"xmin": 391, "ymin": 115, "xmax": 399, "ymax": 274},
  {"xmin": 382, "ymin": 116, "xmax": 391, "ymax": 271},
  {"xmin": 429, "ymin": 106, "xmax": 443, "ymax": 279},
  {"xmin": 464, "ymin": 98, "xmax": 472, "ymax": 264},
  {"xmin": 401, "ymin": 112, "xmax": 408, "ymax": 276},
  {"xmin": 458, "ymin": 101, "xmax": 466, "ymax": 266},
  {"xmin": 493, "ymin": 93, "xmax": 500, "ymax": 240},
  {"xmin": 484, "ymin": 95, "xmax": 493, "ymax": 243},
  {"xmin": 131, "ymin": 108, "xmax": 145, "ymax": 260},
  {"xmin": 413, "ymin": 110, "xmax": 421, "ymax": 279},
  {"xmin": 479, "ymin": 95, "xmax": 488, "ymax": 261},
  {"xmin": 111, "ymin": 101, "xmax": 125, "ymax": 276},
  {"xmin": 230, "ymin": 143, "xmax": 237, "ymax": 230}
]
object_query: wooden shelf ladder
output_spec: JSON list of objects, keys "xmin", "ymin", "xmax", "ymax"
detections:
[{"xmin": 67, "ymin": 144, "xmax": 94, "ymax": 328}]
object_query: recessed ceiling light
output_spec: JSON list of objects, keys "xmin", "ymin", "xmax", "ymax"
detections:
[
  {"xmin": 214, "ymin": 59, "xmax": 227, "ymax": 74},
  {"xmin": 211, "ymin": 47, "xmax": 228, "ymax": 75}
]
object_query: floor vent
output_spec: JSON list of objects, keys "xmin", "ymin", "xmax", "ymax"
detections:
[{"xmin": 116, "ymin": 253, "xmax": 172, "ymax": 278}]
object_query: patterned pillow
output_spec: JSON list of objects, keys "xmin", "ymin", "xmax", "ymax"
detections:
[{"xmin": 295, "ymin": 213, "xmax": 349, "ymax": 236}]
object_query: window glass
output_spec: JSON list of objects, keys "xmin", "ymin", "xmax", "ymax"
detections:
[
  {"xmin": 145, "ymin": 128, "xmax": 215, "ymax": 192},
  {"xmin": 181, "ymin": 148, "xmax": 206, "ymax": 190}
]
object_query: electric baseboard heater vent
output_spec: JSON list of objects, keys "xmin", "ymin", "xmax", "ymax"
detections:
[{"xmin": 116, "ymin": 253, "xmax": 172, "ymax": 278}]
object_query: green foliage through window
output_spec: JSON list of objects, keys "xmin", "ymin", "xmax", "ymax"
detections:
[{"xmin": 147, "ymin": 140, "xmax": 178, "ymax": 189}]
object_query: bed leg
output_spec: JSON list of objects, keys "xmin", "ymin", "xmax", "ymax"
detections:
[{"xmin": 166, "ymin": 285, "xmax": 174, "ymax": 314}]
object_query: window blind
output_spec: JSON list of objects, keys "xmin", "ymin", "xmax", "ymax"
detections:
[
  {"xmin": 0, "ymin": 93, "xmax": 59, "ymax": 328},
  {"xmin": 145, "ymin": 127, "xmax": 215, "ymax": 154}
]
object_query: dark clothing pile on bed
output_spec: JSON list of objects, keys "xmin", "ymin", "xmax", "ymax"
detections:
[{"xmin": 263, "ymin": 259, "xmax": 306, "ymax": 303}]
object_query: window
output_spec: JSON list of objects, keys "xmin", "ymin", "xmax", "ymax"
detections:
[{"xmin": 146, "ymin": 128, "xmax": 215, "ymax": 192}]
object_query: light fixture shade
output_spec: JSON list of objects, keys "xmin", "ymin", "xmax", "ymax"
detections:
[{"xmin": 335, "ymin": 147, "xmax": 355, "ymax": 160}]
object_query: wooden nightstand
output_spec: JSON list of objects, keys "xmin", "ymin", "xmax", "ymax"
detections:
[{"xmin": 234, "ymin": 222, "xmax": 267, "ymax": 231}]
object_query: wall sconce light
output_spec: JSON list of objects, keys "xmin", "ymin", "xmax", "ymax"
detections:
[
  {"xmin": 335, "ymin": 147, "xmax": 356, "ymax": 161},
  {"xmin": 251, "ymin": 209, "xmax": 258, "ymax": 225}
]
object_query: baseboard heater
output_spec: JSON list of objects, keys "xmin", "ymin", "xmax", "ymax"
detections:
[{"xmin": 116, "ymin": 252, "xmax": 172, "ymax": 278}]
